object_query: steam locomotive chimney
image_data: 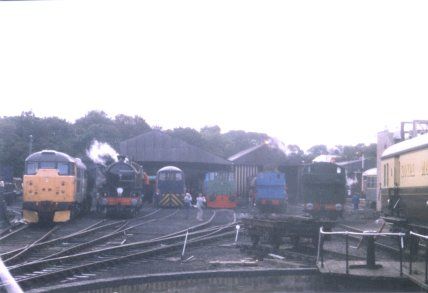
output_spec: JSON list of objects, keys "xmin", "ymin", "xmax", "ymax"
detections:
[{"xmin": 117, "ymin": 155, "xmax": 126, "ymax": 162}]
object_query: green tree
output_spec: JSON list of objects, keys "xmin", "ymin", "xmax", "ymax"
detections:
[
  {"xmin": 73, "ymin": 111, "xmax": 119, "ymax": 153},
  {"xmin": 114, "ymin": 114, "xmax": 151, "ymax": 142}
]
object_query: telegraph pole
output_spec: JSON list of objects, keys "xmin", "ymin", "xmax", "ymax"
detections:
[{"xmin": 29, "ymin": 134, "xmax": 33, "ymax": 155}]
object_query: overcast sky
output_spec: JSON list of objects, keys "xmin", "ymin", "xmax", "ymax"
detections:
[{"xmin": 0, "ymin": 0, "xmax": 427, "ymax": 151}]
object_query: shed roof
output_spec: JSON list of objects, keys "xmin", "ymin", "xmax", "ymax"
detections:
[
  {"xmin": 119, "ymin": 130, "xmax": 232, "ymax": 166},
  {"xmin": 228, "ymin": 143, "xmax": 286, "ymax": 166}
]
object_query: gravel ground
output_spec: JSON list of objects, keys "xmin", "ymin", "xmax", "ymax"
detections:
[{"xmin": 3, "ymin": 198, "xmax": 405, "ymax": 292}]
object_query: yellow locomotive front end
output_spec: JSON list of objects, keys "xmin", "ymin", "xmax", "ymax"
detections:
[{"xmin": 22, "ymin": 150, "xmax": 87, "ymax": 223}]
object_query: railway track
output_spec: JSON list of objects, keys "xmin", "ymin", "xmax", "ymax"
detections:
[
  {"xmin": 0, "ymin": 224, "xmax": 28, "ymax": 242},
  {"xmin": 1, "ymin": 210, "xmax": 237, "ymax": 290},
  {"xmin": 0, "ymin": 208, "xmax": 173, "ymax": 265}
]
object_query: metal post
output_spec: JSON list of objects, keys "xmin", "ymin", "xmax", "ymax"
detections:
[
  {"xmin": 321, "ymin": 233, "xmax": 324, "ymax": 268},
  {"xmin": 181, "ymin": 230, "xmax": 189, "ymax": 260},
  {"xmin": 29, "ymin": 134, "xmax": 33, "ymax": 155},
  {"xmin": 409, "ymin": 235, "xmax": 413, "ymax": 275},
  {"xmin": 399, "ymin": 236, "xmax": 403, "ymax": 277},
  {"xmin": 234, "ymin": 225, "xmax": 240, "ymax": 244},
  {"xmin": 425, "ymin": 240, "xmax": 428, "ymax": 284},
  {"xmin": 366, "ymin": 235, "xmax": 376, "ymax": 268},
  {"xmin": 345, "ymin": 233, "xmax": 349, "ymax": 274},
  {"xmin": 316, "ymin": 228, "xmax": 322, "ymax": 264}
]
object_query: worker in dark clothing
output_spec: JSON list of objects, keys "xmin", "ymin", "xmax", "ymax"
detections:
[{"xmin": 352, "ymin": 193, "xmax": 360, "ymax": 210}]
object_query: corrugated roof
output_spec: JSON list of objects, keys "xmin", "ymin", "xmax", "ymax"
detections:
[
  {"xmin": 120, "ymin": 130, "xmax": 232, "ymax": 166},
  {"xmin": 228, "ymin": 143, "xmax": 286, "ymax": 166},
  {"xmin": 227, "ymin": 144, "xmax": 265, "ymax": 162}
]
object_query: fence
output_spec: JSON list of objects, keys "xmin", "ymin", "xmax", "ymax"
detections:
[{"xmin": 317, "ymin": 227, "xmax": 405, "ymax": 276}]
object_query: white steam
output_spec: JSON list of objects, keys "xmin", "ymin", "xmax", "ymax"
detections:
[
  {"xmin": 265, "ymin": 137, "xmax": 289, "ymax": 155},
  {"xmin": 86, "ymin": 140, "xmax": 119, "ymax": 165}
]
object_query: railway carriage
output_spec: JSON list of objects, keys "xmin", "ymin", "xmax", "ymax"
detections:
[
  {"xmin": 381, "ymin": 133, "xmax": 428, "ymax": 233},
  {"xmin": 301, "ymin": 162, "xmax": 346, "ymax": 220},
  {"xmin": 23, "ymin": 150, "xmax": 90, "ymax": 223},
  {"xmin": 204, "ymin": 171, "xmax": 237, "ymax": 209},
  {"xmin": 97, "ymin": 155, "xmax": 144, "ymax": 217},
  {"xmin": 154, "ymin": 166, "xmax": 186, "ymax": 208},
  {"xmin": 362, "ymin": 168, "xmax": 377, "ymax": 209}
]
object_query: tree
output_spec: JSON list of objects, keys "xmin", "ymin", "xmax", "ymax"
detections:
[
  {"xmin": 305, "ymin": 144, "xmax": 328, "ymax": 162},
  {"xmin": 167, "ymin": 127, "xmax": 205, "ymax": 149},
  {"xmin": 73, "ymin": 111, "xmax": 119, "ymax": 154},
  {"xmin": 114, "ymin": 114, "xmax": 150, "ymax": 142}
]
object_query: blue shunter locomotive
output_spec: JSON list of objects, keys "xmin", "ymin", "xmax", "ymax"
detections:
[{"xmin": 154, "ymin": 166, "xmax": 186, "ymax": 208}]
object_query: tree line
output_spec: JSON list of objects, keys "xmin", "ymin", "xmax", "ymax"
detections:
[{"xmin": 0, "ymin": 111, "xmax": 376, "ymax": 177}]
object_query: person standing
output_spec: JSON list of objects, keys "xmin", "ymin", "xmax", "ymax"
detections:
[
  {"xmin": 196, "ymin": 193, "xmax": 206, "ymax": 221},
  {"xmin": 352, "ymin": 193, "xmax": 360, "ymax": 210},
  {"xmin": 184, "ymin": 192, "xmax": 192, "ymax": 219}
]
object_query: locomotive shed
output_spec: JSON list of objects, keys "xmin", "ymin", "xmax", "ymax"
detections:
[
  {"xmin": 119, "ymin": 130, "xmax": 233, "ymax": 203},
  {"xmin": 0, "ymin": 201, "xmax": 424, "ymax": 292}
]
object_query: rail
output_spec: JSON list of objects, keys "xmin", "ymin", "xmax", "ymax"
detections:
[
  {"xmin": 317, "ymin": 227, "xmax": 405, "ymax": 276},
  {"xmin": 409, "ymin": 231, "xmax": 428, "ymax": 284}
]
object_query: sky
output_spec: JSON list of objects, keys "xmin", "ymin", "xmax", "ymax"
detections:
[{"xmin": 0, "ymin": 0, "xmax": 427, "ymax": 151}]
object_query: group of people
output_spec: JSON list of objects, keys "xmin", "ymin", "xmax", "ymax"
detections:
[{"xmin": 184, "ymin": 192, "xmax": 206, "ymax": 221}]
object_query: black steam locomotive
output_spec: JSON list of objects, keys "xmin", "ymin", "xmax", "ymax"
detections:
[
  {"xmin": 301, "ymin": 162, "xmax": 347, "ymax": 220},
  {"xmin": 96, "ymin": 155, "xmax": 144, "ymax": 217}
]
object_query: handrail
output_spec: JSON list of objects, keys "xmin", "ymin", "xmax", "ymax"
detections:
[
  {"xmin": 409, "ymin": 230, "xmax": 428, "ymax": 284},
  {"xmin": 320, "ymin": 227, "xmax": 405, "ymax": 237},
  {"xmin": 318, "ymin": 226, "xmax": 405, "ymax": 277},
  {"xmin": 410, "ymin": 231, "xmax": 428, "ymax": 240}
]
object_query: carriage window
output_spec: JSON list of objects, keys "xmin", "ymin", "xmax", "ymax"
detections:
[
  {"xmin": 39, "ymin": 162, "xmax": 56, "ymax": 169},
  {"xmin": 58, "ymin": 163, "xmax": 70, "ymax": 175},
  {"xmin": 175, "ymin": 173, "xmax": 182, "ymax": 181},
  {"xmin": 26, "ymin": 162, "xmax": 37, "ymax": 175},
  {"xmin": 367, "ymin": 176, "xmax": 376, "ymax": 188}
]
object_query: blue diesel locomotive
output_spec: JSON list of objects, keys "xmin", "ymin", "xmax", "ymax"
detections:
[
  {"xmin": 252, "ymin": 171, "xmax": 287, "ymax": 212},
  {"xmin": 154, "ymin": 166, "xmax": 186, "ymax": 208}
]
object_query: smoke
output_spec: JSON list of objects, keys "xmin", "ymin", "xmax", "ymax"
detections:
[
  {"xmin": 265, "ymin": 137, "xmax": 290, "ymax": 155},
  {"xmin": 86, "ymin": 140, "xmax": 118, "ymax": 166}
]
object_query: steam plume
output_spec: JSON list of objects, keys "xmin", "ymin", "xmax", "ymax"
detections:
[{"xmin": 86, "ymin": 140, "xmax": 118, "ymax": 165}]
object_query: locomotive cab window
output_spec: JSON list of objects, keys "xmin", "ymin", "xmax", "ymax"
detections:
[
  {"xmin": 337, "ymin": 167, "xmax": 341, "ymax": 174},
  {"xmin": 175, "ymin": 173, "xmax": 183, "ymax": 181},
  {"xmin": 25, "ymin": 162, "xmax": 38, "ymax": 175},
  {"xmin": 39, "ymin": 161, "xmax": 56, "ymax": 169},
  {"xmin": 58, "ymin": 163, "xmax": 70, "ymax": 175}
]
